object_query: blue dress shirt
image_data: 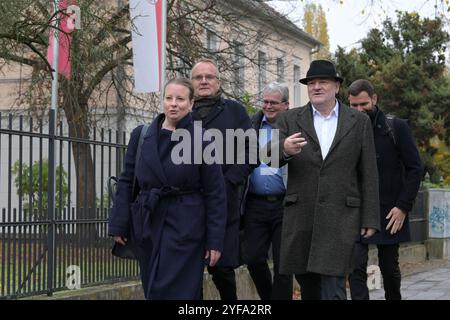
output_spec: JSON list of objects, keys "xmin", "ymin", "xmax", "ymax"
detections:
[{"xmin": 248, "ymin": 116, "xmax": 286, "ymax": 195}]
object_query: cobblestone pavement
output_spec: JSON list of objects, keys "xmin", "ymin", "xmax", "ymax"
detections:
[{"xmin": 369, "ymin": 260, "xmax": 450, "ymax": 300}]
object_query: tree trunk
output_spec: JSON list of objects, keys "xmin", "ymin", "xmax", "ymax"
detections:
[{"xmin": 63, "ymin": 99, "xmax": 98, "ymax": 244}]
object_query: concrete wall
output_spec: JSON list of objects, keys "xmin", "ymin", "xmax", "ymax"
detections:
[
  {"xmin": 428, "ymin": 189, "xmax": 450, "ymax": 238},
  {"xmin": 426, "ymin": 189, "xmax": 450, "ymax": 259}
]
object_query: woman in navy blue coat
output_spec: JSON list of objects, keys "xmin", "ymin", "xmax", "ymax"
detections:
[{"xmin": 108, "ymin": 78, "xmax": 227, "ymax": 299}]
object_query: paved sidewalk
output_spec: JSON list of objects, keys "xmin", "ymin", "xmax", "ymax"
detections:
[{"xmin": 369, "ymin": 260, "xmax": 450, "ymax": 300}]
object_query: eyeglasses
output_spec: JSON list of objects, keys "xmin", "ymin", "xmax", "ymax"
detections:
[
  {"xmin": 191, "ymin": 75, "xmax": 218, "ymax": 82},
  {"xmin": 263, "ymin": 100, "xmax": 285, "ymax": 106}
]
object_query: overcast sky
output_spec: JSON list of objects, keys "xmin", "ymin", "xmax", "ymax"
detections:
[{"xmin": 267, "ymin": 0, "xmax": 448, "ymax": 53}]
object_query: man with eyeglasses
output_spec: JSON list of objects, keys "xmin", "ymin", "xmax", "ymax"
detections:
[
  {"xmin": 190, "ymin": 58, "xmax": 255, "ymax": 300},
  {"xmin": 263, "ymin": 60, "xmax": 380, "ymax": 300},
  {"xmin": 241, "ymin": 82, "xmax": 293, "ymax": 300}
]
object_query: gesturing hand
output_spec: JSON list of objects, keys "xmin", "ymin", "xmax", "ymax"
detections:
[{"xmin": 283, "ymin": 132, "xmax": 307, "ymax": 156}]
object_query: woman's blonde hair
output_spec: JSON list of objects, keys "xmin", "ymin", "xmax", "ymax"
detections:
[{"xmin": 164, "ymin": 78, "xmax": 194, "ymax": 100}]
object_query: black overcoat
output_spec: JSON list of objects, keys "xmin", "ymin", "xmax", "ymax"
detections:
[
  {"xmin": 192, "ymin": 97, "xmax": 255, "ymax": 267},
  {"xmin": 363, "ymin": 107, "xmax": 423, "ymax": 244}
]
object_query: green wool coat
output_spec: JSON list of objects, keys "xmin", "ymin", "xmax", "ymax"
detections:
[{"xmin": 270, "ymin": 102, "xmax": 380, "ymax": 277}]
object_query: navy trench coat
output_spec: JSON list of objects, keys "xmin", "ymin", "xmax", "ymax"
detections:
[
  {"xmin": 192, "ymin": 97, "xmax": 255, "ymax": 268},
  {"xmin": 108, "ymin": 113, "xmax": 226, "ymax": 299}
]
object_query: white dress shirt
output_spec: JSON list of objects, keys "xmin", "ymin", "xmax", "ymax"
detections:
[{"xmin": 312, "ymin": 101, "xmax": 339, "ymax": 159}]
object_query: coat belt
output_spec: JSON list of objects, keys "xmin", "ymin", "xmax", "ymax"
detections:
[{"xmin": 135, "ymin": 186, "xmax": 201, "ymax": 298}]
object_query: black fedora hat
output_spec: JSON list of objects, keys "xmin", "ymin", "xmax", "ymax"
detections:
[{"xmin": 299, "ymin": 60, "xmax": 343, "ymax": 85}]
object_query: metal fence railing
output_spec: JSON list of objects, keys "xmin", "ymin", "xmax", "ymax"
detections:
[{"xmin": 0, "ymin": 113, "xmax": 139, "ymax": 299}]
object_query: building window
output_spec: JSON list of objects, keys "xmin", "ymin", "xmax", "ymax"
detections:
[
  {"xmin": 206, "ymin": 29, "xmax": 218, "ymax": 52},
  {"xmin": 233, "ymin": 42, "xmax": 245, "ymax": 96},
  {"xmin": 277, "ymin": 58, "xmax": 284, "ymax": 83},
  {"xmin": 293, "ymin": 65, "xmax": 301, "ymax": 106},
  {"xmin": 174, "ymin": 56, "xmax": 190, "ymax": 78},
  {"xmin": 258, "ymin": 50, "xmax": 267, "ymax": 100}
]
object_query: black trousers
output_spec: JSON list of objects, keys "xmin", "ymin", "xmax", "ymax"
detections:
[
  {"xmin": 207, "ymin": 266, "xmax": 237, "ymax": 300},
  {"xmin": 243, "ymin": 196, "xmax": 293, "ymax": 300},
  {"xmin": 349, "ymin": 242, "xmax": 401, "ymax": 300},
  {"xmin": 295, "ymin": 273, "xmax": 347, "ymax": 300}
]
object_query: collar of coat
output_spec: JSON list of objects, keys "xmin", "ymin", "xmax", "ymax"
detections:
[
  {"xmin": 294, "ymin": 101, "xmax": 359, "ymax": 156},
  {"xmin": 139, "ymin": 112, "xmax": 194, "ymax": 184},
  {"xmin": 371, "ymin": 106, "xmax": 395, "ymax": 138},
  {"xmin": 144, "ymin": 112, "xmax": 193, "ymax": 139},
  {"xmin": 251, "ymin": 110, "xmax": 264, "ymax": 129}
]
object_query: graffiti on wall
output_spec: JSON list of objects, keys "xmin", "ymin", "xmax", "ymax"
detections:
[
  {"xmin": 429, "ymin": 190, "xmax": 450, "ymax": 238},
  {"xmin": 429, "ymin": 205, "xmax": 450, "ymax": 238}
]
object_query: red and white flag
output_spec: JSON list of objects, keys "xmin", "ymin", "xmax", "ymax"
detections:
[
  {"xmin": 129, "ymin": 0, "xmax": 165, "ymax": 93},
  {"xmin": 47, "ymin": 0, "xmax": 77, "ymax": 79}
]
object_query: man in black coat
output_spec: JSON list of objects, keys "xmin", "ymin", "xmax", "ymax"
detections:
[
  {"xmin": 347, "ymin": 79, "xmax": 423, "ymax": 300},
  {"xmin": 190, "ymin": 58, "xmax": 255, "ymax": 300}
]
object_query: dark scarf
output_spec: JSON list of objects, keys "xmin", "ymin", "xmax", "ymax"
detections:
[
  {"xmin": 367, "ymin": 105, "xmax": 379, "ymax": 124},
  {"xmin": 193, "ymin": 90, "xmax": 222, "ymax": 120}
]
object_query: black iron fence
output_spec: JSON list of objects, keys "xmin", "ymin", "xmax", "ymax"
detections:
[
  {"xmin": 0, "ymin": 113, "xmax": 139, "ymax": 299},
  {"xmin": 409, "ymin": 188, "xmax": 428, "ymax": 243}
]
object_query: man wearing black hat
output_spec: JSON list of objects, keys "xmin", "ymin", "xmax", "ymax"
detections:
[{"xmin": 264, "ymin": 60, "xmax": 380, "ymax": 300}]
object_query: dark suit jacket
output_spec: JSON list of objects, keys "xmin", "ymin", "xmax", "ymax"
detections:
[
  {"xmin": 266, "ymin": 101, "xmax": 380, "ymax": 277},
  {"xmin": 363, "ymin": 107, "xmax": 423, "ymax": 244},
  {"xmin": 192, "ymin": 97, "xmax": 255, "ymax": 267}
]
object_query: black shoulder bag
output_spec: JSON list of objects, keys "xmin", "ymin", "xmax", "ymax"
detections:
[
  {"xmin": 385, "ymin": 114, "xmax": 409, "ymax": 150},
  {"xmin": 109, "ymin": 124, "xmax": 150, "ymax": 259}
]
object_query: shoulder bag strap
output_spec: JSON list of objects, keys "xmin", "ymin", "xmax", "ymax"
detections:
[{"xmin": 131, "ymin": 124, "xmax": 150, "ymax": 199}]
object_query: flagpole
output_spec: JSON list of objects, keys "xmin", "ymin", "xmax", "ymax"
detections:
[
  {"xmin": 47, "ymin": 0, "xmax": 60, "ymax": 296},
  {"xmin": 51, "ymin": 0, "xmax": 60, "ymax": 115},
  {"xmin": 159, "ymin": 0, "xmax": 167, "ymax": 113}
]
